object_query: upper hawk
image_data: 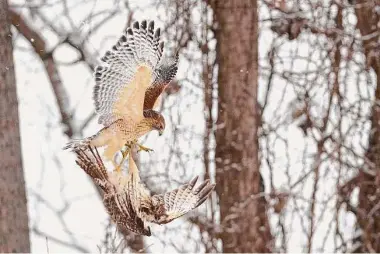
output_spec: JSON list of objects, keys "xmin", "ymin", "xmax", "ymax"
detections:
[{"xmin": 64, "ymin": 20, "xmax": 178, "ymax": 166}]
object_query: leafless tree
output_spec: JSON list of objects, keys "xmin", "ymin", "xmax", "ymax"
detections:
[
  {"xmin": 8, "ymin": 1, "xmax": 144, "ymax": 251},
  {"xmin": 266, "ymin": 0, "xmax": 380, "ymax": 252},
  {"xmin": 210, "ymin": 0, "xmax": 273, "ymax": 252},
  {"xmin": 0, "ymin": 0, "xmax": 30, "ymax": 252},
  {"xmin": 7, "ymin": 0, "xmax": 380, "ymax": 252}
]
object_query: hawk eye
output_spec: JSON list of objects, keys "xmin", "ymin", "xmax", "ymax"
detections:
[{"xmin": 140, "ymin": 207, "xmax": 149, "ymax": 214}]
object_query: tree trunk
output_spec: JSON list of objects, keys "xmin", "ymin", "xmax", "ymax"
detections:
[
  {"xmin": 0, "ymin": 1, "xmax": 31, "ymax": 252},
  {"xmin": 211, "ymin": 0, "xmax": 273, "ymax": 252},
  {"xmin": 351, "ymin": 0, "xmax": 380, "ymax": 252}
]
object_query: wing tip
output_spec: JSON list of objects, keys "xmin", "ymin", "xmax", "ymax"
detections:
[
  {"xmin": 141, "ymin": 20, "xmax": 147, "ymax": 29},
  {"xmin": 193, "ymin": 178, "xmax": 215, "ymax": 208},
  {"xmin": 193, "ymin": 179, "xmax": 210, "ymax": 194},
  {"xmin": 188, "ymin": 175, "xmax": 199, "ymax": 188},
  {"xmin": 148, "ymin": 20, "xmax": 154, "ymax": 31},
  {"xmin": 195, "ymin": 182, "xmax": 215, "ymax": 208},
  {"xmin": 154, "ymin": 27, "xmax": 161, "ymax": 38},
  {"xmin": 133, "ymin": 20, "xmax": 139, "ymax": 29}
]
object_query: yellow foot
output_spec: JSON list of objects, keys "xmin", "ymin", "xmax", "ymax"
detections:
[
  {"xmin": 114, "ymin": 148, "xmax": 130, "ymax": 172},
  {"xmin": 124, "ymin": 140, "xmax": 136, "ymax": 150},
  {"xmin": 124, "ymin": 140, "xmax": 153, "ymax": 153},
  {"xmin": 136, "ymin": 143, "xmax": 153, "ymax": 153},
  {"xmin": 115, "ymin": 164, "xmax": 123, "ymax": 173},
  {"xmin": 112, "ymin": 161, "xmax": 119, "ymax": 171}
]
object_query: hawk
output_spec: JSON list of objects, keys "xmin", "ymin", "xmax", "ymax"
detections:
[
  {"xmin": 75, "ymin": 147, "xmax": 151, "ymax": 235},
  {"xmin": 74, "ymin": 146, "xmax": 215, "ymax": 235},
  {"xmin": 64, "ymin": 20, "xmax": 178, "ymax": 167}
]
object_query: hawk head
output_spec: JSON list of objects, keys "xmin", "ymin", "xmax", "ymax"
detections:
[
  {"xmin": 138, "ymin": 198, "xmax": 169, "ymax": 224},
  {"xmin": 155, "ymin": 55, "xmax": 179, "ymax": 85},
  {"xmin": 143, "ymin": 110, "xmax": 166, "ymax": 136},
  {"xmin": 149, "ymin": 197, "xmax": 177, "ymax": 225},
  {"xmin": 152, "ymin": 206, "xmax": 174, "ymax": 224}
]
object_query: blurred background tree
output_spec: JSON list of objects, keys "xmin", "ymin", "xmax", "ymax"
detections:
[
  {"xmin": 0, "ymin": 0, "xmax": 30, "ymax": 252},
  {"xmin": 210, "ymin": 1, "xmax": 272, "ymax": 252},
  {"xmin": 1, "ymin": 0, "xmax": 379, "ymax": 252}
]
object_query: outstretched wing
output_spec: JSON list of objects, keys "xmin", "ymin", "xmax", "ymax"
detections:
[
  {"xmin": 151, "ymin": 176, "xmax": 215, "ymax": 224},
  {"xmin": 94, "ymin": 20, "xmax": 164, "ymax": 125}
]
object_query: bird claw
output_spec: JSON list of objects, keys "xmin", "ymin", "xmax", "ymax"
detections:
[
  {"xmin": 137, "ymin": 143, "xmax": 154, "ymax": 153},
  {"xmin": 114, "ymin": 147, "xmax": 130, "ymax": 172},
  {"xmin": 113, "ymin": 160, "xmax": 123, "ymax": 173},
  {"xmin": 123, "ymin": 141, "xmax": 153, "ymax": 153},
  {"xmin": 112, "ymin": 142, "xmax": 152, "ymax": 172}
]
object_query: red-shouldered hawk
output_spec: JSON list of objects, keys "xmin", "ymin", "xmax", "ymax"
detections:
[
  {"xmin": 74, "ymin": 146, "xmax": 215, "ymax": 235},
  {"xmin": 64, "ymin": 20, "xmax": 178, "ymax": 167},
  {"xmin": 75, "ymin": 147, "xmax": 151, "ymax": 235}
]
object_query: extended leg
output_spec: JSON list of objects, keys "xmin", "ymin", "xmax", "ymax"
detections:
[{"xmin": 114, "ymin": 146, "xmax": 131, "ymax": 172}]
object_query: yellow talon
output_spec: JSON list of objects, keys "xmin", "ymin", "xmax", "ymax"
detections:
[
  {"xmin": 124, "ymin": 140, "xmax": 153, "ymax": 153},
  {"xmin": 136, "ymin": 143, "xmax": 153, "ymax": 153},
  {"xmin": 112, "ymin": 160, "xmax": 119, "ymax": 171},
  {"xmin": 115, "ymin": 164, "xmax": 122, "ymax": 173},
  {"xmin": 114, "ymin": 147, "xmax": 130, "ymax": 172},
  {"xmin": 125, "ymin": 141, "xmax": 135, "ymax": 149}
]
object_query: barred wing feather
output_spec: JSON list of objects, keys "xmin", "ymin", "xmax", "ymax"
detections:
[
  {"xmin": 152, "ymin": 176, "xmax": 215, "ymax": 224},
  {"xmin": 93, "ymin": 20, "xmax": 164, "ymax": 125}
]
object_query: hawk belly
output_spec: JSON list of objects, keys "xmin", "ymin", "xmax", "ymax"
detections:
[{"xmin": 99, "ymin": 118, "xmax": 152, "ymax": 163}]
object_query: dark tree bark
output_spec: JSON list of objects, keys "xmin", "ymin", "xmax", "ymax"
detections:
[
  {"xmin": 0, "ymin": 1, "xmax": 31, "ymax": 252},
  {"xmin": 351, "ymin": 0, "xmax": 380, "ymax": 252},
  {"xmin": 210, "ymin": 0, "xmax": 273, "ymax": 252}
]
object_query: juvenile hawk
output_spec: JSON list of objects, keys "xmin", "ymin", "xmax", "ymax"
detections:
[
  {"xmin": 74, "ymin": 146, "xmax": 215, "ymax": 235},
  {"xmin": 65, "ymin": 20, "xmax": 178, "ymax": 165}
]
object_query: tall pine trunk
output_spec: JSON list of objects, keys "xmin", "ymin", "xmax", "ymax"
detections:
[
  {"xmin": 211, "ymin": 0, "xmax": 273, "ymax": 252},
  {"xmin": 0, "ymin": 1, "xmax": 30, "ymax": 252}
]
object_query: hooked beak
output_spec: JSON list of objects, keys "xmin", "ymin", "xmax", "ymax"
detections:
[
  {"xmin": 158, "ymin": 130, "xmax": 163, "ymax": 136},
  {"xmin": 144, "ymin": 226, "xmax": 152, "ymax": 236}
]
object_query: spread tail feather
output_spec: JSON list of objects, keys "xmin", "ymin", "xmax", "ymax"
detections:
[{"xmin": 74, "ymin": 146, "xmax": 109, "ymax": 191}]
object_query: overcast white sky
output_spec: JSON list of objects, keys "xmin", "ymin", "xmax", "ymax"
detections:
[{"xmin": 10, "ymin": 0, "xmax": 371, "ymax": 252}]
